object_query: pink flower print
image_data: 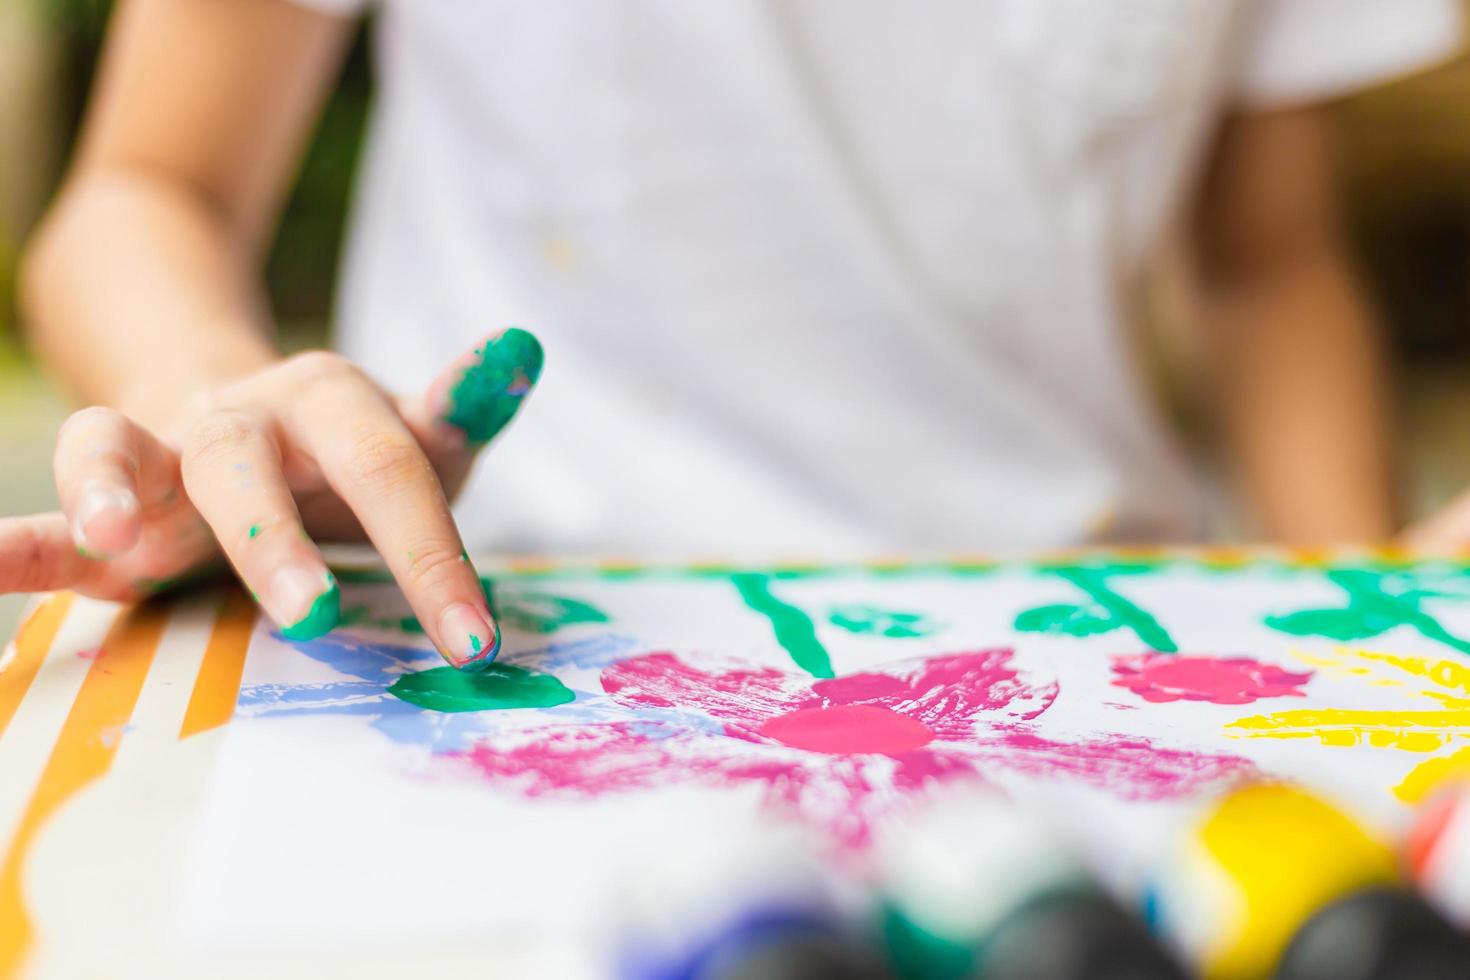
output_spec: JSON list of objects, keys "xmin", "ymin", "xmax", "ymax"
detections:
[
  {"xmin": 458, "ymin": 649, "xmax": 1256, "ymax": 851},
  {"xmin": 1112, "ymin": 653, "xmax": 1313, "ymax": 705}
]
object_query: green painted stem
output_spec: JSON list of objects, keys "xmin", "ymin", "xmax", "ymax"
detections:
[
  {"xmin": 732, "ymin": 572, "xmax": 835, "ymax": 679},
  {"xmin": 1057, "ymin": 567, "xmax": 1178, "ymax": 652}
]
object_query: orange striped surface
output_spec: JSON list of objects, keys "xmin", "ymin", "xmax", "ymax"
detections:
[
  {"xmin": 179, "ymin": 589, "xmax": 256, "ymax": 739},
  {"xmin": 0, "ymin": 601, "xmax": 168, "ymax": 979},
  {"xmin": 0, "ymin": 595, "xmax": 75, "ymax": 743}
]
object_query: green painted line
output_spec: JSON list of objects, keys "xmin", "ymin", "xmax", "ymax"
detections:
[{"xmin": 731, "ymin": 572, "xmax": 834, "ymax": 679}]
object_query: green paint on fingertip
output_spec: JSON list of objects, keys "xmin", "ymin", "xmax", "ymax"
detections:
[
  {"xmin": 387, "ymin": 663, "xmax": 574, "ymax": 712},
  {"xmin": 443, "ymin": 327, "xmax": 544, "ymax": 444},
  {"xmin": 280, "ymin": 579, "xmax": 341, "ymax": 641},
  {"xmin": 248, "ymin": 525, "xmax": 261, "ymax": 539}
]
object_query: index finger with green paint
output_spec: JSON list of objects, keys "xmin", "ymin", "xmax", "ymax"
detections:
[{"xmin": 391, "ymin": 328, "xmax": 545, "ymax": 668}]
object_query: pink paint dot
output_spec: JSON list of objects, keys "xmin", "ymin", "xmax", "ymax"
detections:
[
  {"xmin": 76, "ymin": 648, "xmax": 103, "ymax": 660},
  {"xmin": 1111, "ymin": 653, "xmax": 1312, "ymax": 705},
  {"xmin": 755, "ymin": 704, "xmax": 935, "ymax": 755}
]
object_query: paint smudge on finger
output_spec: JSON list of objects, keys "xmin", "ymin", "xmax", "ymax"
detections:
[
  {"xmin": 1111, "ymin": 653, "xmax": 1312, "ymax": 705},
  {"xmin": 439, "ymin": 328, "xmax": 544, "ymax": 444}
]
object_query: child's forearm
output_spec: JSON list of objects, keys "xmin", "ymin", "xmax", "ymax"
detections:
[
  {"xmin": 1201, "ymin": 246, "xmax": 1397, "ymax": 543},
  {"xmin": 20, "ymin": 168, "xmax": 281, "ymax": 434},
  {"xmin": 1191, "ymin": 107, "xmax": 1396, "ymax": 544}
]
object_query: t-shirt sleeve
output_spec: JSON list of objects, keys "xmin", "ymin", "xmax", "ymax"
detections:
[
  {"xmin": 283, "ymin": 0, "xmax": 370, "ymax": 16},
  {"xmin": 1232, "ymin": 0, "xmax": 1463, "ymax": 108}
]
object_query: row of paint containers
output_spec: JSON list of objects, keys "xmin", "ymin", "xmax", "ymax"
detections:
[{"xmin": 611, "ymin": 780, "xmax": 1470, "ymax": 980}]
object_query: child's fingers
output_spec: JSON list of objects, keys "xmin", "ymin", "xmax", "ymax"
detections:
[
  {"xmin": 0, "ymin": 513, "xmax": 104, "ymax": 595},
  {"xmin": 177, "ymin": 407, "xmax": 339, "ymax": 639},
  {"xmin": 289, "ymin": 373, "xmax": 498, "ymax": 670},
  {"xmin": 52, "ymin": 406, "xmax": 161, "ymax": 558}
]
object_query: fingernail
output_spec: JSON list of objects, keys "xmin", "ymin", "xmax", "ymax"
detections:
[
  {"xmin": 440, "ymin": 327, "xmax": 544, "ymax": 444},
  {"xmin": 273, "ymin": 567, "xmax": 341, "ymax": 640},
  {"xmin": 71, "ymin": 484, "xmax": 140, "ymax": 554},
  {"xmin": 437, "ymin": 602, "xmax": 499, "ymax": 670}
]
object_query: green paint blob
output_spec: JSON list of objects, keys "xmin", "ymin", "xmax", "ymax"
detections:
[
  {"xmin": 280, "ymin": 579, "xmax": 341, "ymax": 641},
  {"xmin": 387, "ymin": 663, "xmax": 574, "ymax": 712},
  {"xmin": 480, "ymin": 580, "xmax": 610, "ymax": 633},
  {"xmin": 1266, "ymin": 568, "xmax": 1470, "ymax": 656},
  {"xmin": 444, "ymin": 327, "xmax": 544, "ymax": 444},
  {"xmin": 829, "ymin": 604, "xmax": 940, "ymax": 639},
  {"xmin": 1014, "ymin": 565, "xmax": 1177, "ymax": 652},
  {"xmin": 248, "ymin": 525, "xmax": 261, "ymax": 539},
  {"xmin": 339, "ymin": 604, "xmax": 425, "ymax": 634},
  {"xmin": 732, "ymin": 573, "xmax": 835, "ymax": 679}
]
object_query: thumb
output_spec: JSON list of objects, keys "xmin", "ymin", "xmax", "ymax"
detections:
[{"xmin": 398, "ymin": 327, "xmax": 545, "ymax": 486}]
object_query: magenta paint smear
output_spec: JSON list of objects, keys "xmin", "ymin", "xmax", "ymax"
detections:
[
  {"xmin": 456, "ymin": 649, "xmax": 1255, "ymax": 851},
  {"xmin": 984, "ymin": 730, "xmax": 1257, "ymax": 799},
  {"xmin": 1111, "ymin": 653, "xmax": 1313, "ymax": 705}
]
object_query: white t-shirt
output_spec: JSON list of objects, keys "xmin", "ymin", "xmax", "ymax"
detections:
[{"xmin": 295, "ymin": 0, "xmax": 1459, "ymax": 558}]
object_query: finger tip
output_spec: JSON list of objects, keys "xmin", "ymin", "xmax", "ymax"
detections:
[
  {"xmin": 72, "ymin": 519, "xmax": 140, "ymax": 560},
  {"xmin": 276, "ymin": 573, "xmax": 341, "ymax": 641},
  {"xmin": 435, "ymin": 328, "xmax": 544, "ymax": 444},
  {"xmin": 437, "ymin": 602, "xmax": 500, "ymax": 670},
  {"xmin": 71, "ymin": 486, "xmax": 141, "ymax": 558}
]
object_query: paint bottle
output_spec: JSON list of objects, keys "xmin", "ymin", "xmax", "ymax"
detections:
[
  {"xmin": 1148, "ymin": 781, "xmax": 1470, "ymax": 979},
  {"xmin": 875, "ymin": 789, "xmax": 1185, "ymax": 980},
  {"xmin": 1406, "ymin": 780, "xmax": 1470, "ymax": 929},
  {"xmin": 610, "ymin": 816, "xmax": 888, "ymax": 980}
]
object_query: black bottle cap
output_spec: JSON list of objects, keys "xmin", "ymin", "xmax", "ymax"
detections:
[
  {"xmin": 700, "ymin": 931, "xmax": 892, "ymax": 980},
  {"xmin": 978, "ymin": 890, "xmax": 1187, "ymax": 980},
  {"xmin": 1274, "ymin": 887, "xmax": 1470, "ymax": 980}
]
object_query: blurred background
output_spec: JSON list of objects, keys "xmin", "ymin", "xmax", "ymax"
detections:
[{"xmin": 3, "ymin": 3, "xmax": 1470, "ymax": 633}]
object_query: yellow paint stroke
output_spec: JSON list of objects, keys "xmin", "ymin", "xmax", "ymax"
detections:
[
  {"xmin": 179, "ymin": 589, "xmax": 256, "ymax": 739},
  {"xmin": 0, "ymin": 602, "xmax": 168, "ymax": 979},
  {"xmin": 1396, "ymin": 746, "xmax": 1470, "ymax": 804},
  {"xmin": 1244, "ymin": 647, "xmax": 1470, "ymax": 803},
  {"xmin": 1290, "ymin": 648, "xmax": 1403, "ymax": 688},
  {"xmin": 1227, "ymin": 708, "xmax": 1470, "ymax": 752},
  {"xmin": 0, "ymin": 594, "xmax": 75, "ymax": 742},
  {"xmin": 1199, "ymin": 784, "xmax": 1396, "ymax": 979},
  {"xmin": 1355, "ymin": 649, "xmax": 1470, "ymax": 698}
]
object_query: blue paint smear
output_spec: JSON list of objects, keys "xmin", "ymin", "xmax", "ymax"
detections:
[
  {"xmin": 503, "ymin": 633, "xmax": 640, "ymax": 671},
  {"xmin": 250, "ymin": 629, "xmax": 669, "ymax": 752},
  {"xmin": 271, "ymin": 631, "xmax": 437, "ymax": 682}
]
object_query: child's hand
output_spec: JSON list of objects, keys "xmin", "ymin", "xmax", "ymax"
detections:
[{"xmin": 0, "ymin": 329, "xmax": 542, "ymax": 670}]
